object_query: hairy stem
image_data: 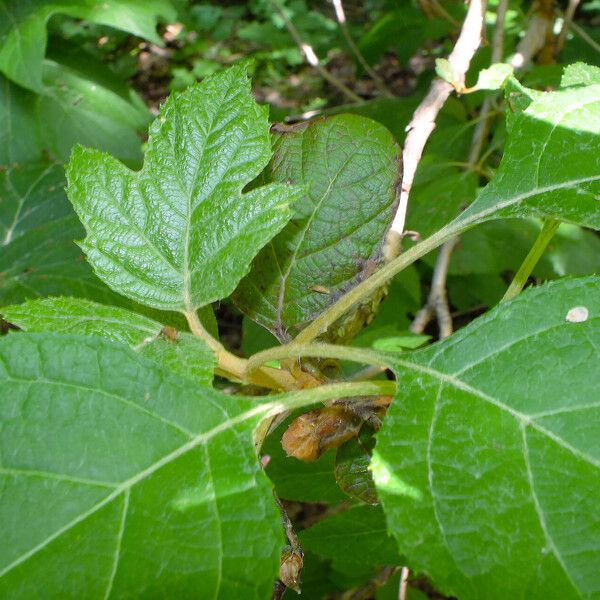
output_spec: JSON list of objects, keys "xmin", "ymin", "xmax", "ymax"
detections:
[
  {"xmin": 184, "ymin": 309, "xmax": 298, "ymax": 391},
  {"xmin": 273, "ymin": 379, "xmax": 397, "ymax": 413},
  {"xmin": 502, "ymin": 219, "xmax": 560, "ymax": 302}
]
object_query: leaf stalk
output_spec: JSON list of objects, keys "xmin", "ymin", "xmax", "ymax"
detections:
[{"xmin": 502, "ymin": 219, "xmax": 560, "ymax": 302}]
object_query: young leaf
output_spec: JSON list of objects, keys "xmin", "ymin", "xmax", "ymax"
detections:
[
  {"xmin": 374, "ymin": 276, "xmax": 600, "ymax": 599},
  {"xmin": 469, "ymin": 63, "xmax": 513, "ymax": 92},
  {"xmin": 0, "ymin": 333, "xmax": 281, "ymax": 598},
  {"xmin": 455, "ymin": 82, "xmax": 600, "ymax": 231},
  {"xmin": 233, "ymin": 114, "xmax": 401, "ymax": 341},
  {"xmin": 66, "ymin": 65, "xmax": 302, "ymax": 314},
  {"xmin": 0, "ymin": 0, "xmax": 176, "ymax": 92},
  {"xmin": 1, "ymin": 298, "xmax": 215, "ymax": 385}
]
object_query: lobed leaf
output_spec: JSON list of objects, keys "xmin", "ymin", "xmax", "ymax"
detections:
[
  {"xmin": 233, "ymin": 114, "xmax": 401, "ymax": 341},
  {"xmin": 375, "ymin": 276, "xmax": 600, "ymax": 599},
  {"xmin": 67, "ymin": 65, "xmax": 302, "ymax": 313}
]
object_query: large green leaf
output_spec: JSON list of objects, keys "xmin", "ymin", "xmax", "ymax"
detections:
[
  {"xmin": 0, "ymin": 332, "xmax": 281, "ymax": 598},
  {"xmin": 0, "ymin": 57, "xmax": 149, "ymax": 165},
  {"xmin": 0, "ymin": 75, "xmax": 40, "ymax": 164},
  {"xmin": 0, "ymin": 0, "xmax": 176, "ymax": 92},
  {"xmin": 0, "ymin": 332, "xmax": 389, "ymax": 596},
  {"xmin": 1, "ymin": 297, "xmax": 215, "ymax": 385},
  {"xmin": 454, "ymin": 81, "xmax": 600, "ymax": 231},
  {"xmin": 38, "ymin": 57, "xmax": 150, "ymax": 164},
  {"xmin": 233, "ymin": 114, "xmax": 401, "ymax": 341},
  {"xmin": 67, "ymin": 65, "xmax": 302, "ymax": 313},
  {"xmin": 0, "ymin": 162, "xmax": 118, "ymax": 305},
  {"xmin": 374, "ymin": 276, "xmax": 600, "ymax": 599}
]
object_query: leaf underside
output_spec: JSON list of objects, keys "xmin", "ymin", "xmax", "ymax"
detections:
[{"xmin": 233, "ymin": 114, "xmax": 401, "ymax": 341}]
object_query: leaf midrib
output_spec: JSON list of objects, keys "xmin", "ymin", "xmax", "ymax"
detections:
[
  {"xmin": 0, "ymin": 401, "xmax": 272, "ymax": 580},
  {"xmin": 393, "ymin": 357, "xmax": 600, "ymax": 469}
]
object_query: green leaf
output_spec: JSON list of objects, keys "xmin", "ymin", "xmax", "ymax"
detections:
[
  {"xmin": 0, "ymin": 332, "xmax": 282, "ymax": 598},
  {"xmin": 67, "ymin": 65, "xmax": 301, "ymax": 313},
  {"xmin": 299, "ymin": 505, "xmax": 401, "ymax": 573},
  {"xmin": 1, "ymin": 298, "xmax": 215, "ymax": 385},
  {"xmin": 233, "ymin": 114, "xmax": 401, "ymax": 341},
  {"xmin": 335, "ymin": 426, "xmax": 378, "ymax": 504},
  {"xmin": 0, "ymin": 75, "xmax": 40, "ymax": 164},
  {"xmin": 0, "ymin": 163, "xmax": 202, "ymax": 330},
  {"xmin": 561, "ymin": 62, "xmax": 600, "ymax": 87},
  {"xmin": 38, "ymin": 58, "xmax": 150, "ymax": 164},
  {"xmin": 374, "ymin": 276, "xmax": 600, "ymax": 599},
  {"xmin": 470, "ymin": 63, "xmax": 513, "ymax": 91},
  {"xmin": 454, "ymin": 81, "xmax": 600, "ymax": 231},
  {"xmin": 408, "ymin": 169, "xmax": 477, "ymax": 238},
  {"xmin": 371, "ymin": 334, "xmax": 431, "ymax": 352},
  {"xmin": 0, "ymin": 0, "xmax": 176, "ymax": 92},
  {"xmin": 0, "ymin": 63, "xmax": 149, "ymax": 165},
  {"xmin": 0, "ymin": 162, "xmax": 117, "ymax": 306},
  {"xmin": 435, "ymin": 58, "xmax": 461, "ymax": 87}
]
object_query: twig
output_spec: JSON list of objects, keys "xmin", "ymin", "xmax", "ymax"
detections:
[
  {"xmin": 268, "ymin": 0, "xmax": 362, "ymax": 103},
  {"xmin": 383, "ymin": 0, "xmax": 486, "ymax": 261},
  {"xmin": 399, "ymin": 566, "xmax": 410, "ymax": 600},
  {"xmin": 502, "ymin": 219, "xmax": 559, "ymax": 302},
  {"xmin": 430, "ymin": 0, "xmax": 460, "ymax": 27},
  {"xmin": 274, "ymin": 497, "xmax": 303, "ymax": 595},
  {"xmin": 509, "ymin": 9, "xmax": 553, "ymax": 68},
  {"xmin": 569, "ymin": 20, "xmax": 600, "ymax": 54},
  {"xmin": 410, "ymin": 237, "xmax": 458, "ymax": 338},
  {"xmin": 556, "ymin": 0, "xmax": 581, "ymax": 53},
  {"xmin": 342, "ymin": 566, "xmax": 401, "ymax": 600},
  {"xmin": 409, "ymin": 0, "xmax": 507, "ymax": 338},
  {"xmin": 331, "ymin": 0, "xmax": 394, "ymax": 97}
]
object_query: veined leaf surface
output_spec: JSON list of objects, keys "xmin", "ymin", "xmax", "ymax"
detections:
[
  {"xmin": 0, "ymin": 333, "xmax": 280, "ymax": 598},
  {"xmin": 234, "ymin": 114, "xmax": 401, "ymax": 341},
  {"xmin": 454, "ymin": 82, "xmax": 600, "ymax": 231},
  {"xmin": 375, "ymin": 276, "xmax": 600, "ymax": 599},
  {"xmin": 67, "ymin": 65, "xmax": 302, "ymax": 313}
]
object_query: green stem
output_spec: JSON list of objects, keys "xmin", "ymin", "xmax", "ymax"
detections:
[
  {"xmin": 272, "ymin": 380, "xmax": 397, "ymax": 412},
  {"xmin": 294, "ymin": 222, "xmax": 459, "ymax": 344},
  {"xmin": 247, "ymin": 343, "xmax": 392, "ymax": 375},
  {"xmin": 502, "ymin": 219, "xmax": 560, "ymax": 302}
]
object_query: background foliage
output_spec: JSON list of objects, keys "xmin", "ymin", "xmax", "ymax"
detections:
[{"xmin": 1, "ymin": 1, "xmax": 599, "ymax": 599}]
